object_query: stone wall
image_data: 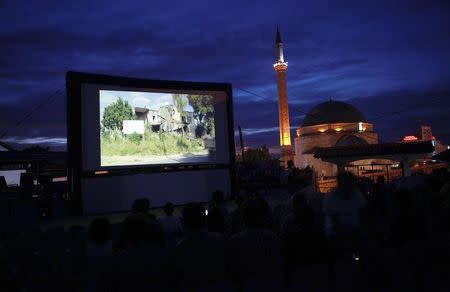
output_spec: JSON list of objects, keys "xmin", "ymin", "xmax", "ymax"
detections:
[{"xmin": 294, "ymin": 122, "xmax": 378, "ymax": 177}]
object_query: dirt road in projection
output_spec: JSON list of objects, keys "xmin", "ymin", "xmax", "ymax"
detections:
[{"xmin": 101, "ymin": 151, "xmax": 211, "ymax": 166}]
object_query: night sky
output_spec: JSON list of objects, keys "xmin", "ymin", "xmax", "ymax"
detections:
[{"xmin": 1, "ymin": 0, "xmax": 449, "ymax": 152}]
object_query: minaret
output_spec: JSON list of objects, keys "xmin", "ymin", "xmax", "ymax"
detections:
[{"xmin": 273, "ymin": 26, "xmax": 293, "ymax": 167}]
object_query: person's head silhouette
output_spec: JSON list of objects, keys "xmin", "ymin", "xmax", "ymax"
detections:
[
  {"xmin": 242, "ymin": 197, "xmax": 271, "ymax": 229},
  {"xmin": 182, "ymin": 202, "xmax": 206, "ymax": 232},
  {"xmin": 88, "ymin": 217, "xmax": 112, "ymax": 244},
  {"xmin": 164, "ymin": 202, "xmax": 175, "ymax": 216}
]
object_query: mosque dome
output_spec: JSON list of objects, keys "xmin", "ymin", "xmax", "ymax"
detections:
[{"xmin": 301, "ymin": 100, "xmax": 366, "ymax": 127}]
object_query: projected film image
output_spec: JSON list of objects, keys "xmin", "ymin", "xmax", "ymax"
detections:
[{"xmin": 99, "ymin": 90, "xmax": 216, "ymax": 166}]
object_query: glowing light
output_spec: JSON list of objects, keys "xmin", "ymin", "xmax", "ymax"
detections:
[
  {"xmin": 95, "ymin": 170, "xmax": 109, "ymax": 175},
  {"xmin": 403, "ymin": 135, "xmax": 418, "ymax": 141},
  {"xmin": 282, "ymin": 136, "xmax": 291, "ymax": 146},
  {"xmin": 334, "ymin": 128, "xmax": 342, "ymax": 132},
  {"xmin": 273, "ymin": 61, "xmax": 288, "ymax": 68},
  {"xmin": 358, "ymin": 122, "xmax": 365, "ymax": 132},
  {"xmin": 318, "ymin": 128, "xmax": 326, "ymax": 133}
]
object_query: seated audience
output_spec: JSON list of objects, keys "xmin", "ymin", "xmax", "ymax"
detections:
[{"xmin": 131, "ymin": 198, "xmax": 156, "ymax": 220}]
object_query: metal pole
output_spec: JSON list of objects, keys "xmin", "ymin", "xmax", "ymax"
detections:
[{"xmin": 238, "ymin": 126, "xmax": 245, "ymax": 161}]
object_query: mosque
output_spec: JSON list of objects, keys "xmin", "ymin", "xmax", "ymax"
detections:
[
  {"xmin": 294, "ymin": 100, "xmax": 379, "ymax": 177},
  {"xmin": 273, "ymin": 27, "xmax": 437, "ymax": 180}
]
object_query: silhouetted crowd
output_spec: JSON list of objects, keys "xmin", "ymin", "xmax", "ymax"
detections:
[{"xmin": 2, "ymin": 171, "xmax": 450, "ymax": 291}]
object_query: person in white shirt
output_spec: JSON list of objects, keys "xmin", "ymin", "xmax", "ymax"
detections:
[{"xmin": 323, "ymin": 172, "xmax": 366, "ymax": 237}]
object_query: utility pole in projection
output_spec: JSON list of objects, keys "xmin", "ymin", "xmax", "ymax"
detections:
[{"xmin": 273, "ymin": 26, "xmax": 293, "ymax": 167}]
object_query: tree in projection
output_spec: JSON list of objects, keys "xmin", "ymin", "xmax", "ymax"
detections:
[
  {"xmin": 188, "ymin": 95, "xmax": 215, "ymax": 138},
  {"xmin": 172, "ymin": 94, "xmax": 187, "ymax": 121},
  {"xmin": 102, "ymin": 97, "xmax": 134, "ymax": 131},
  {"xmin": 173, "ymin": 94, "xmax": 187, "ymax": 135}
]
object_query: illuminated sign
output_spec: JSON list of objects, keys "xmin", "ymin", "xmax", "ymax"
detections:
[{"xmin": 402, "ymin": 135, "xmax": 418, "ymax": 141}]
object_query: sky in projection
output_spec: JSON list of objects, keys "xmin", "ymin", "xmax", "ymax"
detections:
[{"xmin": 99, "ymin": 90, "xmax": 193, "ymax": 119}]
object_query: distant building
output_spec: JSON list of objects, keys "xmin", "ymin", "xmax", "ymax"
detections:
[
  {"xmin": 131, "ymin": 105, "xmax": 194, "ymax": 135},
  {"xmin": 272, "ymin": 28, "xmax": 443, "ymax": 183},
  {"xmin": 400, "ymin": 125, "xmax": 449, "ymax": 155}
]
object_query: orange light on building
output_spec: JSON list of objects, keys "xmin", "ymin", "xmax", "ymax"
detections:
[
  {"xmin": 282, "ymin": 136, "xmax": 291, "ymax": 146},
  {"xmin": 281, "ymin": 133, "xmax": 291, "ymax": 145},
  {"xmin": 334, "ymin": 128, "xmax": 342, "ymax": 132},
  {"xmin": 95, "ymin": 170, "xmax": 109, "ymax": 175},
  {"xmin": 319, "ymin": 128, "xmax": 326, "ymax": 133}
]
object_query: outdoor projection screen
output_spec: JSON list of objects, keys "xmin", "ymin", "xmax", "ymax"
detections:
[{"xmin": 66, "ymin": 72, "xmax": 235, "ymax": 215}]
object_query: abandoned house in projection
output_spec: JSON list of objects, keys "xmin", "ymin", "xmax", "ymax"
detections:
[{"xmin": 124, "ymin": 105, "xmax": 195, "ymax": 135}]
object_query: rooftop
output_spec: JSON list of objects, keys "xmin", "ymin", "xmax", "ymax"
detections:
[
  {"xmin": 312, "ymin": 140, "xmax": 434, "ymax": 159},
  {"xmin": 302, "ymin": 100, "xmax": 367, "ymax": 127}
]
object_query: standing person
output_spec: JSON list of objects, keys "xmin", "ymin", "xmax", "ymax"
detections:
[
  {"xmin": 230, "ymin": 197, "xmax": 283, "ymax": 290},
  {"xmin": 323, "ymin": 172, "xmax": 367, "ymax": 260},
  {"xmin": 174, "ymin": 202, "xmax": 226, "ymax": 291},
  {"xmin": 86, "ymin": 217, "xmax": 113, "ymax": 291},
  {"xmin": 158, "ymin": 202, "xmax": 183, "ymax": 247},
  {"xmin": 112, "ymin": 213, "xmax": 170, "ymax": 291},
  {"xmin": 372, "ymin": 176, "xmax": 390, "ymax": 243}
]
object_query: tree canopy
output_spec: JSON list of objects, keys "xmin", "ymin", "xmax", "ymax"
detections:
[
  {"xmin": 172, "ymin": 94, "xmax": 187, "ymax": 121},
  {"xmin": 102, "ymin": 97, "xmax": 134, "ymax": 131},
  {"xmin": 188, "ymin": 95, "xmax": 215, "ymax": 137}
]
